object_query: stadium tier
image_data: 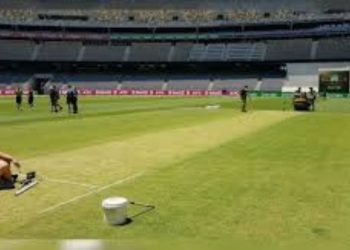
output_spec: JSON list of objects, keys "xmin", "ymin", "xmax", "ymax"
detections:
[
  {"xmin": 0, "ymin": 0, "xmax": 349, "ymax": 94},
  {"xmin": 213, "ymin": 78, "xmax": 259, "ymax": 91},
  {"xmin": 166, "ymin": 76, "xmax": 211, "ymax": 90},
  {"xmin": 265, "ymin": 39, "xmax": 313, "ymax": 61},
  {"xmin": 0, "ymin": 38, "xmax": 350, "ymax": 62},
  {"xmin": 82, "ymin": 44, "xmax": 127, "ymax": 62},
  {"xmin": 0, "ymin": 72, "xmax": 288, "ymax": 92},
  {"xmin": 259, "ymin": 78, "xmax": 285, "ymax": 91},
  {"xmin": 36, "ymin": 41, "xmax": 82, "ymax": 61},
  {"xmin": 316, "ymin": 38, "xmax": 350, "ymax": 60},
  {"xmin": 0, "ymin": 1, "xmax": 350, "ymax": 25},
  {"xmin": 128, "ymin": 43, "xmax": 171, "ymax": 62},
  {"xmin": 0, "ymin": 40, "xmax": 35, "ymax": 61},
  {"xmin": 121, "ymin": 76, "xmax": 165, "ymax": 90}
]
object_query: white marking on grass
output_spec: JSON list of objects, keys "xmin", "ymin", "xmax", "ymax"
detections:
[
  {"xmin": 41, "ymin": 176, "xmax": 98, "ymax": 189},
  {"xmin": 39, "ymin": 172, "xmax": 143, "ymax": 215}
]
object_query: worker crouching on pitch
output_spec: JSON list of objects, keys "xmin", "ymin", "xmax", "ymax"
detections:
[{"xmin": 0, "ymin": 152, "xmax": 21, "ymax": 190}]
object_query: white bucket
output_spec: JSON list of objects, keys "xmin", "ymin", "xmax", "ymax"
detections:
[
  {"xmin": 102, "ymin": 197, "xmax": 128, "ymax": 225},
  {"xmin": 60, "ymin": 240, "xmax": 104, "ymax": 250}
]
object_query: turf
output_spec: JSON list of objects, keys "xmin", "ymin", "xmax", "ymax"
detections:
[{"xmin": 1, "ymin": 96, "xmax": 350, "ymax": 249}]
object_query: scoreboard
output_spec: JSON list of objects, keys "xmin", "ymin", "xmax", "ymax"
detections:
[{"xmin": 319, "ymin": 70, "xmax": 349, "ymax": 93}]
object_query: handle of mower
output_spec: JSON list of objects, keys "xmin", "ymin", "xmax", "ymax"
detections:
[{"xmin": 129, "ymin": 201, "xmax": 155, "ymax": 209}]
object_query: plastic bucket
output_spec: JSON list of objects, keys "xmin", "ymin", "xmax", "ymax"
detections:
[{"xmin": 102, "ymin": 197, "xmax": 128, "ymax": 225}]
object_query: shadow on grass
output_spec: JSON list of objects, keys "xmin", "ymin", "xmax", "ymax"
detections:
[{"xmin": 115, "ymin": 203, "xmax": 156, "ymax": 227}]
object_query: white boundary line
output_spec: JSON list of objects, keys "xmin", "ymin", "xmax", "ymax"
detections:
[
  {"xmin": 39, "ymin": 172, "xmax": 144, "ymax": 215},
  {"xmin": 41, "ymin": 176, "xmax": 98, "ymax": 189}
]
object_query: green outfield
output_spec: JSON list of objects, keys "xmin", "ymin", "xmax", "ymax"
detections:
[{"xmin": 1, "ymin": 96, "xmax": 350, "ymax": 249}]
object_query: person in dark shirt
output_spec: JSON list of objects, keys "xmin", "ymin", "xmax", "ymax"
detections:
[
  {"xmin": 28, "ymin": 88, "xmax": 34, "ymax": 109},
  {"xmin": 66, "ymin": 85, "xmax": 78, "ymax": 114},
  {"xmin": 66, "ymin": 85, "xmax": 73, "ymax": 113},
  {"xmin": 15, "ymin": 87, "xmax": 23, "ymax": 111},
  {"xmin": 49, "ymin": 86, "xmax": 57, "ymax": 112},
  {"xmin": 49, "ymin": 85, "xmax": 62, "ymax": 113},
  {"xmin": 71, "ymin": 86, "xmax": 79, "ymax": 114},
  {"xmin": 239, "ymin": 85, "xmax": 249, "ymax": 112}
]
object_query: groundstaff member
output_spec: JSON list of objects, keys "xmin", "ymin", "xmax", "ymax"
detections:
[
  {"xmin": 239, "ymin": 85, "xmax": 249, "ymax": 112},
  {"xmin": 50, "ymin": 85, "xmax": 62, "ymax": 113},
  {"xmin": 15, "ymin": 87, "xmax": 23, "ymax": 111},
  {"xmin": 67, "ymin": 85, "xmax": 79, "ymax": 114},
  {"xmin": 0, "ymin": 152, "xmax": 21, "ymax": 190},
  {"xmin": 307, "ymin": 87, "xmax": 317, "ymax": 111},
  {"xmin": 28, "ymin": 88, "xmax": 34, "ymax": 109}
]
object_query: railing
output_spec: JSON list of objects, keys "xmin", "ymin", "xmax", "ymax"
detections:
[{"xmin": 0, "ymin": 26, "xmax": 349, "ymax": 42}]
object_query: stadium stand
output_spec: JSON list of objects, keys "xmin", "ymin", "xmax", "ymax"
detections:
[
  {"xmin": 0, "ymin": 73, "xmax": 15, "ymax": 88},
  {"xmin": 0, "ymin": 4, "xmax": 349, "ymax": 25},
  {"xmin": 212, "ymin": 77, "xmax": 258, "ymax": 91},
  {"xmin": 37, "ymin": 42, "xmax": 82, "ymax": 61},
  {"xmin": 226, "ymin": 43, "xmax": 266, "ymax": 61},
  {"xmin": 58, "ymin": 74, "xmax": 120, "ymax": 89},
  {"xmin": 188, "ymin": 44, "xmax": 207, "ymax": 61},
  {"xmin": 259, "ymin": 78, "xmax": 285, "ymax": 91},
  {"xmin": 265, "ymin": 39, "xmax": 312, "ymax": 61},
  {"xmin": 205, "ymin": 44, "xmax": 226, "ymax": 61},
  {"xmin": 0, "ymin": 40, "xmax": 35, "ymax": 61},
  {"xmin": 0, "ymin": 1, "xmax": 349, "ymax": 95},
  {"xmin": 316, "ymin": 38, "xmax": 350, "ymax": 60},
  {"xmin": 188, "ymin": 43, "xmax": 266, "ymax": 62},
  {"xmin": 167, "ymin": 76, "xmax": 211, "ymax": 90},
  {"xmin": 82, "ymin": 44, "xmax": 127, "ymax": 62},
  {"xmin": 121, "ymin": 76, "xmax": 165, "ymax": 90},
  {"xmin": 128, "ymin": 43, "xmax": 171, "ymax": 62},
  {"xmin": 172, "ymin": 43, "xmax": 194, "ymax": 62}
]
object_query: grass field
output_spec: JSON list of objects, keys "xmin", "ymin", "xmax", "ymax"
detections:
[{"xmin": 1, "ymin": 96, "xmax": 350, "ymax": 249}]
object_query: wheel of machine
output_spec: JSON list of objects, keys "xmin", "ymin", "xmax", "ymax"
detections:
[{"xmin": 293, "ymin": 97, "xmax": 311, "ymax": 111}]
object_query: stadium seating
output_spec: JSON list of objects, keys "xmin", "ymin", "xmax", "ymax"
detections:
[
  {"xmin": 0, "ymin": 6, "xmax": 347, "ymax": 25},
  {"xmin": 167, "ymin": 76, "xmax": 211, "ymax": 90},
  {"xmin": 188, "ymin": 44, "xmax": 207, "ymax": 61},
  {"xmin": 188, "ymin": 44, "xmax": 227, "ymax": 61},
  {"xmin": 0, "ymin": 9, "xmax": 35, "ymax": 22},
  {"xmin": 121, "ymin": 76, "xmax": 165, "ymax": 90},
  {"xmin": 5, "ymin": 37, "xmax": 350, "ymax": 63},
  {"xmin": 0, "ymin": 73, "xmax": 15, "ymax": 88},
  {"xmin": 259, "ymin": 78, "xmax": 285, "ymax": 91},
  {"xmin": 213, "ymin": 77, "xmax": 258, "ymax": 91},
  {"xmin": 58, "ymin": 74, "xmax": 120, "ymax": 89},
  {"xmin": 82, "ymin": 44, "xmax": 127, "ymax": 62},
  {"xmin": 188, "ymin": 43, "xmax": 266, "ymax": 62},
  {"xmin": 206, "ymin": 44, "xmax": 226, "ymax": 61},
  {"xmin": 316, "ymin": 38, "xmax": 350, "ymax": 60},
  {"xmin": 128, "ymin": 43, "xmax": 171, "ymax": 62},
  {"xmin": 265, "ymin": 39, "xmax": 312, "ymax": 61},
  {"xmin": 0, "ymin": 40, "xmax": 35, "ymax": 61},
  {"xmin": 226, "ymin": 43, "xmax": 266, "ymax": 61},
  {"xmin": 172, "ymin": 43, "xmax": 194, "ymax": 62},
  {"xmin": 37, "ymin": 42, "xmax": 82, "ymax": 61},
  {"xmin": 0, "ymin": 72, "xmax": 288, "ymax": 92}
]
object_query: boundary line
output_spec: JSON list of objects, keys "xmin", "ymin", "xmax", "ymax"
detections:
[{"xmin": 39, "ymin": 172, "xmax": 144, "ymax": 215}]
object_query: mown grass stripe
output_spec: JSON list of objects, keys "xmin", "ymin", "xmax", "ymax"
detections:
[{"xmin": 0, "ymin": 111, "xmax": 298, "ymax": 230}]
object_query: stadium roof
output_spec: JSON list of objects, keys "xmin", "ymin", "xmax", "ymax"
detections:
[{"xmin": 0, "ymin": 0, "xmax": 349, "ymax": 11}]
